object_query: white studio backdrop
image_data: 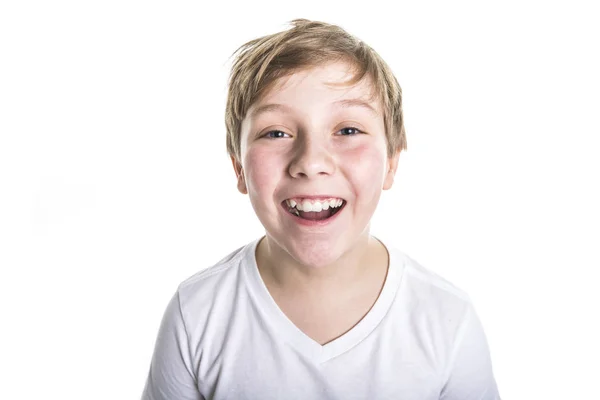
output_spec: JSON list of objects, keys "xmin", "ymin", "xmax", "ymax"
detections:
[{"xmin": 1, "ymin": 0, "xmax": 598, "ymax": 398}]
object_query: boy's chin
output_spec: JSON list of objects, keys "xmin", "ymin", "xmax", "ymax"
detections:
[{"xmin": 277, "ymin": 237, "xmax": 347, "ymax": 269}]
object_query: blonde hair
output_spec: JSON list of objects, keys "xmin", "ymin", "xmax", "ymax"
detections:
[{"xmin": 225, "ymin": 18, "xmax": 407, "ymax": 161}]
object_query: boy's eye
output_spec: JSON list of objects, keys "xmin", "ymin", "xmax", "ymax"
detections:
[
  {"xmin": 263, "ymin": 127, "xmax": 363, "ymax": 138},
  {"xmin": 264, "ymin": 130, "xmax": 290, "ymax": 139},
  {"xmin": 338, "ymin": 127, "xmax": 363, "ymax": 136}
]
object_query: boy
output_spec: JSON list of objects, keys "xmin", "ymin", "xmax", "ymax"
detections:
[{"xmin": 142, "ymin": 19, "xmax": 500, "ymax": 400}]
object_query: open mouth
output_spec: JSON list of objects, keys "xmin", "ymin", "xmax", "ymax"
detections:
[{"xmin": 282, "ymin": 198, "xmax": 346, "ymax": 221}]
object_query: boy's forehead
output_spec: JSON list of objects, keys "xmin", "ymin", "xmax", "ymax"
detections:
[{"xmin": 249, "ymin": 61, "xmax": 381, "ymax": 117}]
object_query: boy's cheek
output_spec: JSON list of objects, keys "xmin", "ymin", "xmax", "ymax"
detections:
[
  {"xmin": 344, "ymin": 146, "xmax": 390, "ymax": 198},
  {"xmin": 243, "ymin": 148, "xmax": 284, "ymax": 191},
  {"xmin": 342, "ymin": 143, "xmax": 387, "ymax": 174}
]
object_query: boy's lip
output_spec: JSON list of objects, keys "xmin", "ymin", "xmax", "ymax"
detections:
[{"xmin": 282, "ymin": 194, "xmax": 346, "ymax": 201}]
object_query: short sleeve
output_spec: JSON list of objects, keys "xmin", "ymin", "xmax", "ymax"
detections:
[
  {"xmin": 440, "ymin": 302, "xmax": 501, "ymax": 400},
  {"xmin": 141, "ymin": 291, "xmax": 204, "ymax": 400}
]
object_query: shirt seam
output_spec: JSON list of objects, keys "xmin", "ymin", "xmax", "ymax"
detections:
[
  {"xmin": 440, "ymin": 301, "xmax": 473, "ymax": 390},
  {"xmin": 176, "ymin": 289, "xmax": 199, "ymax": 383}
]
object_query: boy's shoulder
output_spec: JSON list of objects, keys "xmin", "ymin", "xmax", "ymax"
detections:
[
  {"xmin": 384, "ymin": 241, "xmax": 472, "ymax": 309},
  {"xmin": 175, "ymin": 240, "xmax": 256, "ymax": 304},
  {"xmin": 386, "ymin": 243, "xmax": 476, "ymax": 344},
  {"xmin": 400, "ymin": 251, "xmax": 470, "ymax": 300}
]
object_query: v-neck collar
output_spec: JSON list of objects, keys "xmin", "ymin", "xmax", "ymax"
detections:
[{"xmin": 242, "ymin": 236, "xmax": 404, "ymax": 364}]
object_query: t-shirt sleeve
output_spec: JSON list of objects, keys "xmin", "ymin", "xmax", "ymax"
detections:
[
  {"xmin": 141, "ymin": 291, "xmax": 204, "ymax": 400},
  {"xmin": 439, "ymin": 302, "xmax": 501, "ymax": 400}
]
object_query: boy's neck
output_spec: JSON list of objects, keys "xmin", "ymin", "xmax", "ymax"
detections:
[{"xmin": 255, "ymin": 232, "xmax": 388, "ymax": 300}]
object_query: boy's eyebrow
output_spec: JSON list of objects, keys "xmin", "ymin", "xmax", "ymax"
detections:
[
  {"xmin": 249, "ymin": 98, "xmax": 380, "ymax": 118},
  {"xmin": 333, "ymin": 98, "xmax": 380, "ymax": 116},
  {"xmin": 249, "ymin": 103, "xmax": 292, "ymax": 117}
]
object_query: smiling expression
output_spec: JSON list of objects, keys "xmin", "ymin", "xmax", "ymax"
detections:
[{"xmin": 232, "ymin": 61, "xmax": 400, "ymax": 268}]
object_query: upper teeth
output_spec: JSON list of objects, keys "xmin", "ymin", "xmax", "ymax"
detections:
[{"xmin": 286, "ymin": 198, "xmax": 344, "ymax": 212}]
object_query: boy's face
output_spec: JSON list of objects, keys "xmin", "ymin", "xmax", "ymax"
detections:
[{"xmin": 233, "ymin": 61, "xmax": 400, "ymax": 268}]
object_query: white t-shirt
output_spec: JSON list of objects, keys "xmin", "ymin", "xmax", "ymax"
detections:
[{"xmin": 142, "ymin": 237, "xmax": 500, "ymax": 400}]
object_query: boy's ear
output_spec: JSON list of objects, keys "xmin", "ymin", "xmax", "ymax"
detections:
[
  {"xmin": 383, "ymin": 150, "xmax": 401, "ymax": 190},
  {"xmin": 230, "ymin": 155, "xmax": 248, "ymax": 194}
]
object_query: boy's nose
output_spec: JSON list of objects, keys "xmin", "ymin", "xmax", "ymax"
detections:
[{"xmin": 288, "ymin": 137, "xmax": 335, "ymax": 179}]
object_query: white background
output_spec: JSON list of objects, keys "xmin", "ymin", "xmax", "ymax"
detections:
[{"xmin": 1, "ymin": 0, "xmax": 598, "ymax": 398}]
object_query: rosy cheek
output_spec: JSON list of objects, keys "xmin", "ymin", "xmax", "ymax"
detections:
[
  {"xmin": 243, "ymin": 146, "xmax": 282, "ymax": 194},
  {"xmin": 342, "ymin": 141, "xmax": 386, "ymax": 170},
  {"xmin": 341, "ymin": 142, "xmax": 387, "ymax": 197}
]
